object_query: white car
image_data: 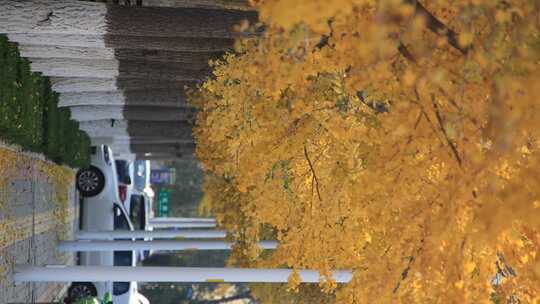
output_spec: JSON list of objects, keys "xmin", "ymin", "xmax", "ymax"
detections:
[
  {"xmin": 128, "ymin": 160, "xmax": 155, "ymax": 260},
  {"xmin": 68, "ymin": 200, "xmax": 140, "ymax": 302},
  {"xmin": 126, "ymin": 193, "xmax": 156, "ymax": 261},
  {"xmin": 76, "ymin": 144, "xmax": 123, "ymax": 243},
  {"xmin": 71, "ymin": 145, "xmax": 147, "ymax": 303}
]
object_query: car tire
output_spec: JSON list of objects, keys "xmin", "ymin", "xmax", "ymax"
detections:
[
  {"xmin": 67, "ymin": 282, "xmax": 97, "ymax": 301},
  {"xmin": 76, "ymin": 166, "xmax": 105, "ymax": 197}
]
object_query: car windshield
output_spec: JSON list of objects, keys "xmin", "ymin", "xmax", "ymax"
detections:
[
  {"xmin": 113, "ymin": 251, "xmax": 132, "ymax": 295},
  {"xmin": 115, "ymin": 160, "xmax": 131, "ymax": 185},
  {"xmin": 133, "ymin": 160, "xmax": 146, "ymax": 191},
  {"xmin": 129, "ymin": 195, "xmax": 145, "ymax": 230},
  {"xmin": 114, "ymin": 206, "xmax": 130, "ymax": 230}
]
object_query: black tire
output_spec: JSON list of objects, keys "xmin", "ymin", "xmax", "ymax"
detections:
[
  {"xmin": 76, "ymin": 165, "xmax": 105, "ymax": 197},
  {"xmin": 68, "ymin": 282, "xmax": 97, "ymax": 301}
]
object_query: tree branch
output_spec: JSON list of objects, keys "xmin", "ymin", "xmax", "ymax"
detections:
[
  {"xmin": 403, "ymin": 0, "xmax": 470, "ymax": 54},
  {"xmin": 496, "ymin": 252, "xmax": 516, "ymax": 277},
  {"xmin": 356, "ymin": 91, "xmax": 389, "ymax": 113},
  {"xmin": 304, "ymin": 145, "xmax": 322, "ymax": 201},
  {"xmin": 315, "ymin": 19, "xmax": 334, "ymax": 49},
  {"xmin": 194, "ymin": 291, "xmax": 254, "ymax": 304},
  {"xmin": 393, "ymin": 238, "xmax": 425, "ymax": 294},
  {"xmin": 430, "ymin": 97, "xmax": 462, "ymax": 166},
  {"xmin": 397, "ymin": 42, "xmax": 417, "ymax": 63}
]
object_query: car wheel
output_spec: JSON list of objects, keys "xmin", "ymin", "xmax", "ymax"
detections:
[
  {"xmin": 76, "ymin": 166, "xmax": 105, "ymax": 197},
  {"xmin": 68, "ymin": 282, "xmax": 97, "ymax": 301}
]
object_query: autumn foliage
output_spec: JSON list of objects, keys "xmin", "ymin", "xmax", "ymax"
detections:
[{"xmin": 192, "ymin": 0, "xmax": 540, "ymax": 302}]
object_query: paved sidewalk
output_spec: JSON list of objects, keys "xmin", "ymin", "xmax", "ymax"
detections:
[{"xmin": 1, "ymin": 147, "xmax": 79, "ymax": 304}]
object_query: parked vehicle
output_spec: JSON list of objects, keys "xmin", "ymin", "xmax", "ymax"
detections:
[
  {"xmin": 71, "ymin": 146, "xmax": 148, "ymax": 303},
  {"xmin": 129, "ymin": 193, "xmax": 155, "ymax": 260},
  {"xmin": 68, "ymin": 201, "xmax": 146, "ymax": 303},
  {"xmin": 76, "ymin": 145, "xmax": 122, "ymax": 236},
  {"xmin": 128, "ymin": 160, "xmax": 155, "ymax": 260}
]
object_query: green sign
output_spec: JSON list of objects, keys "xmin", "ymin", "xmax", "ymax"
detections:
[{"xmin": 157, "ymin": 188, "xmax": 171, "ymax": 217}]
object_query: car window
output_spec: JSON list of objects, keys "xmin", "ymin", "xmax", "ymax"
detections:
[
  {"xmin": 113, "ymin": 251, "xmax": 132, "ymax": 295},
  {"xmin": 115, "ymin": 160, "xmax": 131, "ymax": 185},
  {"xmin": 114, "ymin": 206, "xmax": 130, "ymax": 230},
  {"xmin": 134, "ymin": 160, "xmax": 146, "ymax": 191},
  {"xmin": 129, "ymin": 195, "xmax": 145, "ymax": 230}
]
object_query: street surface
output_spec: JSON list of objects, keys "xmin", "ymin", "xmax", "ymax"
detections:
[{"xmin": 1, "ymin": 146, "xmax": 78, "ymax": 304}]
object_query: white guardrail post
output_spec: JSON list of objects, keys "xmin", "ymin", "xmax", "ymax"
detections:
[
  {"xmin": 14, "ymin": 265, "xmax": 353, "ymax": 284},
  {"xmin": 58, "ymin": 240, "xmax": 277, "ymax": 252},
  {"xmin": 148, "ymin": 217, "xmax": 216, "ymax": 223},
  {"xmin": 76, "ymin": 229, "xmax": 227, "ymax": 240},
  {"xmin": 148, "ymin": 221, "xmax": 217, "ymax": 229}
]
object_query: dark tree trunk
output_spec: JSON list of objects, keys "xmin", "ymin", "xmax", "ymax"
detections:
[
  {"xmin": 116, "ymin": 137, "xmax": 195, "ymax": 144},
  {"xmin": 87, "ymin": 0, "xmax": 253, "ymax": 10},
  {"xmin": 9, "ymin": 33, "xmax": 235, "ymax": 52},
  {"xmin": 52, "ymin": 78, "xmax": 197, "ymax": 94},
  {"xmin": 134, "ymin": 153, "xmax": 195, "ymax": 160},
  {"xmin": 1, "ymin": 1, "xmax": 258, "ymax": 39},
  {"xmin": 104, "ymin": 35, "xmax": 235, "ymax": 51},
  {"xmin": 116, "ymin": 59, "xmax": 212, "ymax": 81},
  {"xmin": 19, "ymin": 45, "xmax": 224, "ymax": 67},
  {"xmin": 59, "ymin": 89, "xmax": 192, "ymax": 107},
  {"xmin": 79, "ymin": 119, "xmax": 194, "ymax": 139},
  {"xmin": 69, "ymin": 105, "xmax": 197, "ymax": 121},
  {"xmin": 29, "ymin": 58, "xmax": 211, "ymax": 80},
  {"xmin": 105, "ymin": 5, "xmax": 258, "ymax": 38},
  {"xmin": 122, "ymin": 106, "xmax": 197, "ymax": 121},
  {"xmin": 114, "ymin": 79, "xmax": 197, "ymax": 92},
  {"xmin": 122, "ymin": 88, "xmax": 192, "ymax": 107},
  {"xmin": 131, "ymin": 121, "xmax": 193, "ymax": 139},
  {"xmin": 123, "ymin": 106, "xmax": 197, "ymax": 121},
  {"xmin": 129, "ymin": 142, "xmax": 196, "ymax": 155},
  {"xmin": 126, "ymin": 120, "xmax": 194, "ymax": 139},
  {"xmin": 140, "ymin": 0, "xmax": 253, "ymax": 11},
  {"xmin": 114, "ymin": 49, "xmax": 223, "ymax": 64}
]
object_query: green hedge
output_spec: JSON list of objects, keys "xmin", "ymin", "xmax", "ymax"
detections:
[{"xmin": 0, "ymin": 35, "xmax": 90, "ymax": 168}]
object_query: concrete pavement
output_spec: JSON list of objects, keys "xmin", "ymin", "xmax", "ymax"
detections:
[{"xmin": 0, "ymin": 147, "xmax": 79, "ymax": 304}]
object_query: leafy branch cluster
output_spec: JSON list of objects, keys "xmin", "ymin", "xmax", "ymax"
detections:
[{"xmin": 193, "ymin": 0, "xmax": 540, "ymax": 302}]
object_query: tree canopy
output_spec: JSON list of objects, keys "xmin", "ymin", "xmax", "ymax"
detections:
[{"xmin": 192, "ymin": 0, "xmax": 540, "ymax": 302}]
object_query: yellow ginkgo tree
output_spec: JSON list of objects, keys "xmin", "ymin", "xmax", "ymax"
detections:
[{"xmin": 192, "ymin": 0, "xmax": 540, "ymax": 302}]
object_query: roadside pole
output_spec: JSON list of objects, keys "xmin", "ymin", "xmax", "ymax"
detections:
[
  {"xmin": 148, "ymin": 217, "xmax": 216, "ymax": 223},
  {"xmin": 15, "ymin": 265, "xmax": 353, "ymax": 284},
  {"xmin": 58, "ymin": 240, "xmax": 277, "ymax": 251},
  {"xmin": 76, "ymin": 229, "xmax": 227, "ymax": 240},
  {"xmin": 148, "ymin": 222, "xmax": 217, "ymax": 229}
]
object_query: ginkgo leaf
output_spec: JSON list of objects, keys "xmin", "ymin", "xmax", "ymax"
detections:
[{"xmin": 190, "ymin": 1, "xmax": 540, "ymax": 302}]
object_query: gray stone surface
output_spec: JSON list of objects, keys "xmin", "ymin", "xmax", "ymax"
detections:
[{"xmin": 0, "ymin": 168, "xmax": 78, "ymax": 304}]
